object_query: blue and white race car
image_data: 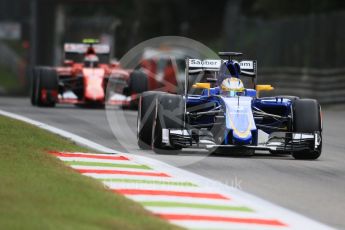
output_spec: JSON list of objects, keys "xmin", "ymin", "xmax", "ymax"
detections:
[{"xmin": 137, "ymin": 52, "xmax": 322, "ymax": 159}]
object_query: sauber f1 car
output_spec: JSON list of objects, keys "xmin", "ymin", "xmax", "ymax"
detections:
[
  {"xmin": 137, "ymin": 52, "xmax": 322, "ymax": 160},
  {"xmin": 30, "ymin": 39, "xmax": 148, "ymax": 107}
]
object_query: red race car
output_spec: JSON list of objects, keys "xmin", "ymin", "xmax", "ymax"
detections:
[{"xmin": 30, "ymin": 39, "xmax": 148, "ymax": 108}]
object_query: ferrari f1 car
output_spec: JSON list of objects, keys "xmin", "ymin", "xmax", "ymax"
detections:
[
  {"xmin": 30, "ymin": 39, "xmax": 148, "ymax": 107},
  {"xmin": 137, "ymin": 52, "xmax": 322, "ymax": 160}
]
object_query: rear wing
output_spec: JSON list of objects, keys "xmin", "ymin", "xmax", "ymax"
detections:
[
  {"xmin": 63, "ymin": 43, "xmax": 110, "ymax": 63},
  {"xmin": 64, "ymin": 43, "xmax": 110, "ymax": 54},
  {"xmin": 186, "ymin": 58, "xmax": 257, "ymax": 77},
  {"xmin": 184, "ymin": 58, "xmax": 257, "ymax": 95},
  {"xmin": 238, "ymin": 60, "xmax": 257, "ymax": 77},
  {"xmin": 188, "ymin": 59, "xmax": 222, "ymax": 73}
]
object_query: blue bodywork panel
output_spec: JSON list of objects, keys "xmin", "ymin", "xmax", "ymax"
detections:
[
  {"xmin": 221, "ymin": 97, "xmax": 256, "ymax": 145},
  {"xmin": 186, "ymin": 88, "xmax": 292, "ymax": 146}
]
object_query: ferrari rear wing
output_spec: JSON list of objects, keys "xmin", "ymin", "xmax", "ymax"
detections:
[
  {"xmin": 64, "ymin": 43, "xmax": 110, "ymax": 55},
  {"xmin": 64, "ymin": 43, "xmax": 110, "ymax": 63}
]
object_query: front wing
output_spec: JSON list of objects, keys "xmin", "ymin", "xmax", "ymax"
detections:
[{"xmin": 162, "ymin": 129, "xmax": 321, "ymax": 153}]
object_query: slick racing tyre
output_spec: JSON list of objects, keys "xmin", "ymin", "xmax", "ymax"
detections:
[
  {"xmin": 35, "ymin": 67, "xmax": 58, "ymax": 107},
  {"xmin": 292, "ymin": 99, "xmax": 322, "ymax": 160},
  {"xmin": 137, "ymin": 91, "xmax": 165, "ymax": 150},
  {"xmin": 129, "ymin": 70, "xmax": 148, "ymax": 94},
  {"xmin": 123, "ymin": 70, "xmax": 148, "ymax": 109},
  {"xmin": 152, "ymin": 94, "xmax": 184, "ymax": 154}
]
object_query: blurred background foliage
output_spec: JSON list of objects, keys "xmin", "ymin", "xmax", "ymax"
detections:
[
  {"xmin": 0, "ymin": 0, "xmax": 345, "ymax": 94},
  {"xmin": 242, "ymin": 0, "xmax": 345, "ymax": 18}
]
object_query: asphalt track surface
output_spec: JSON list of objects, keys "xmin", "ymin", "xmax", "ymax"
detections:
[{"xmin": 1, "ymin": 97, "xmax": 344, "ymax": 229}]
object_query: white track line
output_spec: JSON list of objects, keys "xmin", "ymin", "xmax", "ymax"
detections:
[
  {"xmin": 129, "ymin": 195, "xmax": 244, "ymax": 206},
  {"xmin": 104, "ymin": 182, "xmax": 218, "ymax": 192},
  {"xmin": 56, "ymin": 157, "xmax": 141, "ymax": 165},
  {"xmin": 84, "ymin": 173, "xmax": 195, "ymax": 183},
  {"xmin": 0, "ymin": 109, "xmax": 334, "ymax": 230}
]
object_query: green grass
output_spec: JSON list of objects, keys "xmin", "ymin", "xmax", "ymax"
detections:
[{"xmin": 0, "ymin": 115, "xmax": 181, "ymax": 230}]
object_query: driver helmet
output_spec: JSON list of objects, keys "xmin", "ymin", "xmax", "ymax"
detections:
[
  {"xmin": 221, "ymin": 77, "xmax": 244, "ymax": 97},
  {"xmin": 84, "ymin": 54, "xmax": 99, "ymax": 68}
]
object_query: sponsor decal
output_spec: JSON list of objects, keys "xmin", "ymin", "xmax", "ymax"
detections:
[
  {"xmin": 239, "ymin": 60, "xmax": 254, "ymax": 70},
  {"xmin": 189, "ymin": 59, "xmax": 222, "ymax": 68}
]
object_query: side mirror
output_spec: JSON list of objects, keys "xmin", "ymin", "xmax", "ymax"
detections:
[
  {"xmin": 192, "ymin": 82, "xmax": 211, "ymax": 89},
  {"xmin": 192, "ymin": 82, "xmax": 211, "ymax": 96},
  {"xmin": 64, "ymin": 59, "xmax": 74, "ymax": 66},
  {"xmin": 256, "ymin": 84, "xmax": 274, "ymax": 92}
]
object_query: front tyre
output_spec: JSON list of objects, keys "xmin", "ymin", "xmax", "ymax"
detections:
[
  {"xmin": 123, "ymin": 70, "xmax": 148, "ymax": 110},
  {"xmin": 292, "ymin": 99, "xmax": 322, "ymax": 160},
  {"xmin": 152, "ymin": 94, "xmax": 184, "ymax": 154},
  {"xmin": 137, "ymin": 91, "xmax": 165, "ymax": 149}
]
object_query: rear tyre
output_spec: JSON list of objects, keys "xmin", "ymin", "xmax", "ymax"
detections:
[
  {"xmin": 137, "ymin": 91, "xmax": 165, "ymax": 149},
  {"xmin": 292, "ymin": 99, "xmax": 322, "ymax": 160},
  {"xmin": 35, "ymin": 67, "xmax": 58, "ymax": 107},
  {"xmin": 152, "ymin": 94, "xmax": 184, "ymax": 154},
  {"xmin": 123, "ymin": 71, "xmax": 148, "ymax": 110}
]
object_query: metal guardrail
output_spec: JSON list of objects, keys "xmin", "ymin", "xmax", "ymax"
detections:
[{"xmin": 258, "ymin": 67, "xmax": 345, "ymax": 104}]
